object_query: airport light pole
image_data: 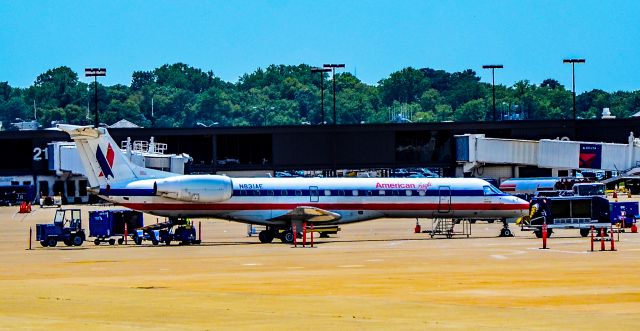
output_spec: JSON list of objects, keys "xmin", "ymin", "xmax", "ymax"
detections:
[
  {"xmin": 85, "ymin": 68, "xmax": 107, "ymax": 127},
  {"xmin": 482, "ymin": 65, "xmax": 503, "ymax": 121},
  {"xmin": 563, "ymin": 58, "xmax": 585, "ymax": 120},
  {"xmin": 323, "ymin": 64, "xmax": 345, "ymax": 125},
  {"xmin": 311, "ymin": 67, "xmax": 331, "ymax": 124}
]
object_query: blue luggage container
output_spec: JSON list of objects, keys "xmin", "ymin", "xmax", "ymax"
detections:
[
  {"xmin": 609, "ymin": 201, "xmax": 638, "ymax": 227},
  {"xmin": 89, "ymin": 210, "xmax": 144, "ymax": 245}
]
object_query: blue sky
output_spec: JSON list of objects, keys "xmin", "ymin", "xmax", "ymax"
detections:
[{"xmin": 1, "ymin": 0, "xmax": 639, "ymax": 92}]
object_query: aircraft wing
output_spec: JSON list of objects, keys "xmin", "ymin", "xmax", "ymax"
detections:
[{"xmin": 268, "ymin": 206, "xmax": 342, "ymax": 224}]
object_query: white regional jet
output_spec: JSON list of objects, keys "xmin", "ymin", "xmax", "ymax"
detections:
[{"xmin": 59, "ymin": 125, "xmax": 529, "ymax": 243}]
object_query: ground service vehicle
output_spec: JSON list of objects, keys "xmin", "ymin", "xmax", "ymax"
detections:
[
  {"xmin": 36, "ymin": 209, "xmax": 86, "ymax": 247},
  {"xmin": 610, "ymin": 201, "xmax": 638, "ymax": 227},
  {"xmin": 132, "ymin": 219, "xmax": 200, "ymax": 245},
  {"xmin": 523, "ymin": 196, "xmax": 611, "ymax": 238}
]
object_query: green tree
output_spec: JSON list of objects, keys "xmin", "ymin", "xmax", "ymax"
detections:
[
  {"xmin": 154, "ymin": 63, "xmax": 219, "ymax": 93},
  {"xmin": 434, "ymin": 104, "xmax": 453, "ymax": 122},
  {"xmin": 0, "ymin": 97, "xmax": 30, "ymax": 125},
  {"xmin": 131, "ymin": 71, "xmax": 156, "ymax": 91},
  {"xmin": 378, "ymin": 67, "xmax": 430, "ymax": 105},
  {"xmin": 419, "ymin": 88, "xmax": 442, "ymax": 113},
  {"xmin": 455, "ymin": 99, "xmax": 487, "ymax": 121},
  {"xmin": 28, "ymin": 66, "xmax": 81, "ymax": 109}
]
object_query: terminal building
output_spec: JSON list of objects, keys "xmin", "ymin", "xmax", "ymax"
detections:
[{"xmin": 1, "ymin": 117, "xmax": 639, "ymax": 204}]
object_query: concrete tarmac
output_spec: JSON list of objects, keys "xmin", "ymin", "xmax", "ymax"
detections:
[{"xmin": 1, "ymin": 205, "xmax": 639, "ymax": 330}]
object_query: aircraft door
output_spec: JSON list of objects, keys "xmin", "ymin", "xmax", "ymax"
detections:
[
  {"xmin": 309, "ymin": 186, "xmax": 319, "ymax": 203},
  {"xmin": 438, "ymin": 186, "xmax": 451, "ymax": 213}
]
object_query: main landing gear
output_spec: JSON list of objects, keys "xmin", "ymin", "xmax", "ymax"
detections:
[
  {"xmin": 257, "ymin": 227, "xmax": 297, "ymax": 244},
  {"xmin": 258, "ymin": 229, "xmax": 275, "ymax": 243}
]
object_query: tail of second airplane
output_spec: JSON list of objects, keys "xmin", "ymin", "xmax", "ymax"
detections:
[{"xmin": 57, "ymin": 125, "xmax": 173, "ymax": 188}]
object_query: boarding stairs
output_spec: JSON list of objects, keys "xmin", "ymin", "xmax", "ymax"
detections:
[{"xmin": 428, "ymin": 218, "xmax": 471, "ymax": 238}]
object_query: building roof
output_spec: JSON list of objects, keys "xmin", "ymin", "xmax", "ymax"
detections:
[{"xmin": 109, "ymin": 119, "xmax": 141, "ymax": 128}]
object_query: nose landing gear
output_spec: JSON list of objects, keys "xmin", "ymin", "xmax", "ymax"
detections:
[{"xmin": 499, "ymin": 218, "xmax": 514, "ymax": 237}]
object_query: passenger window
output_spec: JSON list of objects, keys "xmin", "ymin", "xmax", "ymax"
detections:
[
  {"xmin": 418, "ymin": 190, "xmax": 426, "ymax": 196},
  {"xmin": 324, "ymin": 190, "xmax": 331, "ymax": 196},
  {"xmin": 352, "ymin": 190, "xmax": 359, "ymax": 196},
  {"xmin": 379, "ymin": 190, "xmax": 385, "ymax": 196},
  {"xmin": 406, "ymin": 190, "xmax": 412, "ymax": 196}
]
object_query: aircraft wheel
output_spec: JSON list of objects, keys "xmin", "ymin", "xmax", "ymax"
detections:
[
  {"xmin": 500, "ymin": 228, "xmax": 513, "ymax": 237},
  {"xmin": 280, "ymin": 230, "xmax": 294, "ymax": 243},
  {"xmin": 258, "ymin": 230, "xmax": 274, "ymax": 243}
]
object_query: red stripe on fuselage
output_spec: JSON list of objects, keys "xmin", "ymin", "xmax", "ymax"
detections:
[{"xmin": 120, "ymin": 202, "xmax": 529, "ymax": 211}]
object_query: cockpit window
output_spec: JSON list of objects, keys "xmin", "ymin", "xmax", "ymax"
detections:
[{"xmin": 484, "ymin": 185, "xmax": 503, "ymax": 195}]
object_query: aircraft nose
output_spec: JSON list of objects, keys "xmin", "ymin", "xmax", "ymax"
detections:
[{"xmin": 514, "ymin": 197, "xmax": 530, "ymax": 216}]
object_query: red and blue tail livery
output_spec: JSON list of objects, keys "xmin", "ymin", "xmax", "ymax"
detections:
[{"xmin": 96, "ymin": 143, "xmax": 115, "ymax": 179}]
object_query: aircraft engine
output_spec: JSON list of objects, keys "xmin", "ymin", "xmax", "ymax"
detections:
[{"xmin": 154, "ymin": 175, "xmax": 233, "ymax": 203}]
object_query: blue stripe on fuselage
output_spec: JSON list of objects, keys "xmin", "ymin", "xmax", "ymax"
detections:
[{"xmin": 232, "ymin": 189, "xmax": 504, "ymax": 197}]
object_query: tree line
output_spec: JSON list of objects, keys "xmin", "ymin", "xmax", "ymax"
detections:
[{"xmin": 1, "ymin": 63, "xmax": 639, "ymax": 129}]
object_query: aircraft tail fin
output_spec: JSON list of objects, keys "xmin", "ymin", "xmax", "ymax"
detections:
[{"xmin": 57, "ymin": 125, "xmax": 156, "ymax": 187}]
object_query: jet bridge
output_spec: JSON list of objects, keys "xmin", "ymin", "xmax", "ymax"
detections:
[{"xmin": 456, "ymin": 132, "xmax": 640, "ymax": 176}]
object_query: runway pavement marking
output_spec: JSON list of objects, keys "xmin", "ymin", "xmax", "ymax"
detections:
[
  {"xmin": 242, "ymin": 263, "xmax": 262, "ymax": 266},
  {"xmin": 526, "ymin": 248, "xmax": 589, "ymax": 254},
  {"xmin": 488, "ymin": 249, "xmax": 527, "ymax": 260},
  {"xmin": 365, "ymin": 259, "xmax": 384, "ymax": 262},
  {"xmin": 286, "ymin": 266, "xmax": 304, "ymax": 269},
  {"xmin": 338, "ymin": 265, "xmax": 364, "ymax": 268}
]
